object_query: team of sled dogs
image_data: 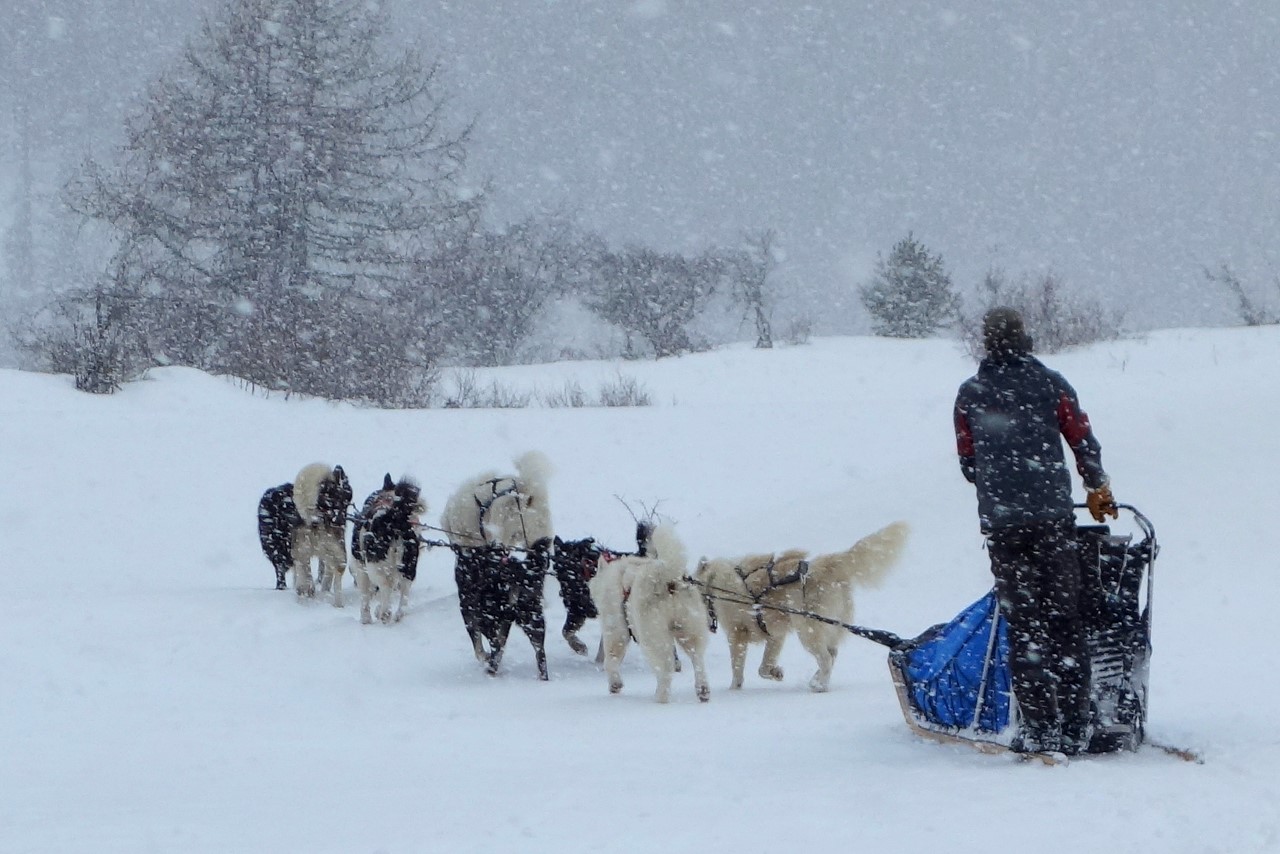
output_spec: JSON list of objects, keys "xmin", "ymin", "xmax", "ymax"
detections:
[{"xmin": 258, "ymin": 451, "xmax": 909, "ymax": 702}]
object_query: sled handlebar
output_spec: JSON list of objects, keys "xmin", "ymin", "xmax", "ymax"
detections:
[{"xmin": 1075, "ymin": 502, "xmax": 1157, "ymax": 551}]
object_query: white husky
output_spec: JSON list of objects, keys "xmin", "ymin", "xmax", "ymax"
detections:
[
  {"xmin": 588, "ymin": 525, "xmax": 710, "ymax": 704},
  {"xmin": 695, "ymin": 521, "xmax": 909, "ymax": 692}
]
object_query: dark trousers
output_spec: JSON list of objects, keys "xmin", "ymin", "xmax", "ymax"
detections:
[{"xmin": 988, "ymin": 519, "xmax": 1090, "ymax": 742}]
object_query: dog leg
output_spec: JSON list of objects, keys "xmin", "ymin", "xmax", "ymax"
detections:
[
  {"xmin": 274, "ymin": 561, "xmax": 288, "ymax": 591},
  {"xmin": 332, "ymin": 567, "xmax": 344, "ymax": 608},
  {"xmin": 677, "ymin": 633, "xmax": 711, "ymax": 703},
  {"xmin": 393, "ymin": 579, "xmax": 409, "ymax": 623},
  {"xmin": 808, "ymin": 645, "xmax": 838, "ymax": 693},
  {"xmin": 562, "ymin": 608, "xmax": 589, "ymax": 656},
  {"xmin": 291, "ymin": 528, "xmax": 318, "ymax": 599},
  {"xmin": 323, "ymin": 561, "xmax": 345, "ymax": 608},
  {"xmin": 522, "ymin": 614, "xmax": 549, "ymax": 681},
  {"xmin": 563, "ymin": 629, "xmax": 588, "ymax": 656},
  {"xmin": 453, "ymin": 558, "xmax": 490, "ymax": 662},
  {"xmin": 323, "ymin": 533, "xmax": 346, "ymax": 607},
  {"xmin": 601, "ymin": 629, "xmax": 628, "ymax": 694},
  {"xmin": 651, "ymin": 655, "xmax": 674, "ymax": 704},
  {"xmin": 728, "ymin": 628, "xmax": 750, "ymax": 689},
  {"xmin": 759, "ymin": 633, "xmax": 786, "ymax": 682},
  {"xmin": 354, "ymin": 565, "xmax": 373, "ymax": 624},
  {"xmin": 634, "ymin": 627, "xmax": 676, "ymax": 703},
  {"xmin": 672, "ymin": 646, "xmax": 682, "ymax": 673},
  {"xmin": 377, "ymin": 582, "xmax": 394, "ymax": 625},
  {"xmin": 486, "ymin": 622, "xmax": 512, "ymax": 676},
  {"xmin": 294, "ymin": 560, "xmax": 315, "ymax": 599},
  {"xmin": 360, "ymin": 586, "xmax": 373, "ymax": 625},
  {"xmin": 469, "ymin": 632, "xmax": 488, "ymax": 662}
]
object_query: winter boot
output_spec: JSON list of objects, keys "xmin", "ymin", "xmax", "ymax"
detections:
[
  {"xmin": 1012, "ymin": 721, "xmax": 1062, "ymax": 755},
  {"xmin": 1061, "ymin": 719, "xmax": 1092, "ymax": 756}
]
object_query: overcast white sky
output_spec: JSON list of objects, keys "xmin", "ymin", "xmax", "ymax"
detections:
[{"xmin": 3, "ymin": 0, "xmax": 1278, "ymax": 331}]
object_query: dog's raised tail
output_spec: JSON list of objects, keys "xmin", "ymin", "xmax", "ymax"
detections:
[
  {"xmin": 646, "ymin": 524, "xmax": 688, "ymax": 577},
  {"xmin": 514, "ymin": 450, "xmax": 554, "ymax": 496},
  {"xmin": 292, "ymin": 462, "xmax": 334, "ymax": 523},
  {"xmin": 810, "ymin": 520, "xmax": 910, "ymax": 588}
]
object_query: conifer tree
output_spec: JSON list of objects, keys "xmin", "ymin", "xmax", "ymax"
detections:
[
  {"xmin": 859, "ymin": 233, "xmax": 959, "ymax": 338},
  {"xmin": 69, "ymin": 0, "xmax": 476, "ymax": 399}
]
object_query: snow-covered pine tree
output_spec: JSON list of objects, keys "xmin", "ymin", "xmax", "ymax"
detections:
[
  {"xmin": 69, "ymin": 0, "xmax": 477, "ymax": 401},
  {"xmin": 859, "ymin": 233, "xmax": 960, "ymax": 338}
]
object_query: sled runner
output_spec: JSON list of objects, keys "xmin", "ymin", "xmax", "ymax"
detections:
[{"xmin": 887, "ymin": 504, "xmax": 1158, "ymax": 761}]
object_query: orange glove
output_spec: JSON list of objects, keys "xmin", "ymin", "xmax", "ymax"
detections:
[{"xmin": 1086, "ymin": 484, "xmax": 1119, "ymax": 523}]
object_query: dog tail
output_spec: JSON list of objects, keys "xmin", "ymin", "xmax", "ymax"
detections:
[
  {"xmin": 807, "ymin": 521, "xmax": 909, "ymax": 588},
  {"xmin": 513, "ymin": 451, "xmax": 555, "ymax": 544},
  {"xmin": 514, "ymin": 450, "xmax": 554, "ymax": 496},
  {"xmin": 292, "ymin": 462, "xmax": 333, "ymax": 524},
  {"xmin": 645, "ymin": 524, "xmax": 688, "ymax": 578}
]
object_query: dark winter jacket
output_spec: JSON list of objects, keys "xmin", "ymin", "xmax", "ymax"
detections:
[{"xmin": 954, "ymin": 353, "xmax": 1107, "ymax": 533}]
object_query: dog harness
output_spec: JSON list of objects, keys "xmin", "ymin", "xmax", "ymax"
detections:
[
  {"xmin": 472, "ymin": 478, "xmax": 527, "ymax": 545},
  {"xmin": 734, "ymin": 558, "xmax": 811, "ymax": 636}
]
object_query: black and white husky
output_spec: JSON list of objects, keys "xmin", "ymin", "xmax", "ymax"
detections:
[
  {"xmin": 350, "ymin": 475, "xmax": 426, "ymax": 625},
  {"xmin": 257, "ymin": 463, "xmax": 351, "ymax": 603}
]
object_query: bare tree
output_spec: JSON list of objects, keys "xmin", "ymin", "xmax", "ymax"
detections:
[
  {"xmin": 733, "ymin": 229, "xmax": 777, "ymax": 349},
  {"xmin": 961, "ymin": 266, "xmax": 1123, "ymax": 356},
  {"xmin": 586, "ymin": 245, "xmax": 725, "ymax": 358},
  {"xmin": 1203, "ymin": 262, "xmax": 1278, "ymax": 326},
  {"xmin": 15, "ymin": 263, "xmax": 153, "ymax": 393},
  {"xmin": 415, "ymin": 218, "xmax": 582, "ymax": 366}
]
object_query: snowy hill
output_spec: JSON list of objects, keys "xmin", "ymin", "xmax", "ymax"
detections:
[{"xmin": 3, "ymin": 328, "xmax": 1278, "ymax": 853}]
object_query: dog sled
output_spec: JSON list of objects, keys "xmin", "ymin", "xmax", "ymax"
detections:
[{"xmin": 886, "ymin": 504, "xmax": 1159, "ymax": 761}]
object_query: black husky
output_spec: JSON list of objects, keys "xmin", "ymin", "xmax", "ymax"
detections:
[
  {"xmin": 454, "ymin": 540, "xmax": 553, "ymax": 680},
  {"xmin": 257, "ymin": 484, "xmax": 302, "ymax": 590},
  {"xmin": 551, "ymin": 522, "xmax": 653, "ymax": 656}
]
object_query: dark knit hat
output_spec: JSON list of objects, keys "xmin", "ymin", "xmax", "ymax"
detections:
[{"xmin": 982, "ymin": 307, "xmax": 1032, "ymax": 357}]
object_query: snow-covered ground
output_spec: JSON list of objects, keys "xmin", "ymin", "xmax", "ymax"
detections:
[{"xmin": 3, "ymin": 327, "xmax": 1277, "ymax": 853}]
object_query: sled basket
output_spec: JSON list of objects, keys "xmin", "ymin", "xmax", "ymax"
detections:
[{"xmin": 888, "ymin": 504, "xmax": 1157, "ymax": 755}]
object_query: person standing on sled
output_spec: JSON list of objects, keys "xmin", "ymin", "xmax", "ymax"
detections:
[{"xmin": 953, "ymin": 307, "xmax": 1119, "ymax": 755}]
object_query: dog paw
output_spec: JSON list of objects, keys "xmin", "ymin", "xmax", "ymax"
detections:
[
  {"xmin": 360, "ymin": 612, "xmax": 372, "ymax": 625},
  {"xmin": 760, "ymin": 665, "xmax": 784, "ymax": 681},
  {"xmin": 697, "ymin": 684, "xmax": 710, "ymax": 703},
  {"xmin": 565, "ymin": 635, "xmax": 588, "ymax": 656},
  {"xmin": 608, "ymin": 677, "xmax": 623, "ymax": 694},
  {"xmin": 808, "ymin": 676, "xmax": 830, "ymax": 693}
]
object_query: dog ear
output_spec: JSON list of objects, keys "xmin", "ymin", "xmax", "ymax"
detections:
[
  {"xmin": 554, "ymin": 535, "xmax": 564, "ymax": 547},
  {"xmin": 383, "ymin": 473, "xmax": 394, "ymax": 491}
]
